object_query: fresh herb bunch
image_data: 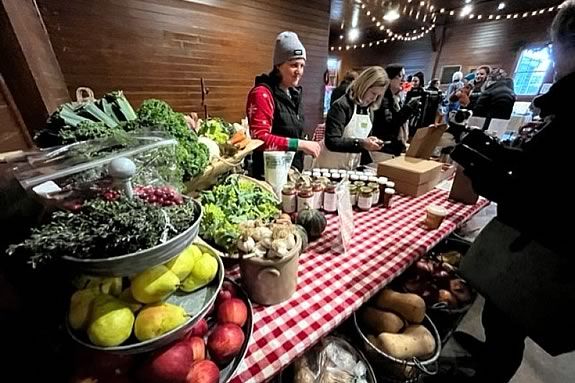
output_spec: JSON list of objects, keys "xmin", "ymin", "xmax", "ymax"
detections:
[
  {"xmin": 198, "ymin": 118, "xmax": 233, "ymax": 145},
  {"xmin": 200, "ymin": 177, "xmax": 279, "ymax": 251},
  {"xmin": 137, "ymin": 99, "xmax": 209, "ymax": 179},
  {"xmin": 7, "ymin": 197, "xmax": 198, "ymax": 268}
]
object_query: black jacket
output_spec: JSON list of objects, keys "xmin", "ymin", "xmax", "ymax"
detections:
[
  {"xmin": 330, "ymin": 80, "xmax": 352, "ymax": 107},
  {"xmin": 473, "ymin": 79, "xmax": 516, "ymax": 120},
  {"xmin": 405, "ymin": 87, "xmax": 426, "ymax": 136},
  {"xmin": 422, "ymin": 85, "xmax": 442, "ymax": 127},
  {"xmin": 251, "ymin": 74, "xmax": 305, "ymax": 176},
  {"xmin": 457, "ymin": 73, "xmax": 575, "ymax": 355},
  {"xmin": 324, "ymin": 93, "xmax": 369, "ymax": 153},
  {"xmin": 372, "ymin": 89, "xmax": 416, "ymax": 155}
]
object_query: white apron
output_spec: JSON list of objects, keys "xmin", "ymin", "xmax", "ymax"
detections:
[{"xmin": 314, "ymin": 107, "xmax": 372, "ymax": 170}]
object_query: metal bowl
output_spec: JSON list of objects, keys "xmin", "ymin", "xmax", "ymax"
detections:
[
  {"xmin": 353, "ymin": 312, "xmax": 441, "ymax": 383},
  {"xmin": 218, "ymin": 278, "xmax": 254, "ymax": 383},
  {"xmin": 61, "ymin": 199, "xmax": 202, "ymax": 277},
  {"xmin": 66, "ymin": 249, "xmax": 223, "ymax": 354}
]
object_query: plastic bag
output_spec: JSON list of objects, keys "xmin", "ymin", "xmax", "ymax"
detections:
[
  {"xmin": 264, "ymin": 151, "xmax": 295, "ymax": 197},
  {"xmin": 293, "ymin": 336, "xmax": 372, "ymax": 383},
  {"xmin": 335, "ymin": 181, "xmax": 354, "ymax": 253}
]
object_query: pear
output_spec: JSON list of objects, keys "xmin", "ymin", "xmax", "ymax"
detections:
[
  {"xmin": 134, "ymin": 303, "xmax": 187, "ymax": 341},
  {"xmin": 99, "ymin": 277, "xmax": 123, "ymax": 296},
  {"xmin": 119, "ymin": 288, "xmax": 143, "ymax": 313},
  {"xmin": 131, "ymin": 265, "xmax": 180, "ymax": 304},
  {"xmin": 165, "ymin": 245, "xmax": 202, "ymax": 281},
  {"xmin": 87, "ymin": 295, "xmax": 134, "ymax": 347},
  {"xmin": 71, "ymin": 275, "xmax": 123, "ymax": 296},
  {"xmin": 180, "ymin": 253, "xmax": 218, "ymax": 293},
  {"xmin": 68, "ymin": 288, "xmax": 102, "ymax": 330}
]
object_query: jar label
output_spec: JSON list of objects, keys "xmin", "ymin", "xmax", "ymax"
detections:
[
  {"xmin": 298, "ymin": 196, "xmax": 314, "ymax": 212},
  {"xmin": 282, "ymin": 194, "xmax": 297, "ymax": 213},
  {"xmin": 358, "ymin": 196, "xmax": 372, "ymax": 210},
  {"xmin": 323, "ymin": 193, "xmax": 337, "ymax": 212}
]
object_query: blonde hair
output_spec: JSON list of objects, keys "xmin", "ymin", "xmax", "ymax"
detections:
[{"xmin": 348, "ymin": 66, "xmax": 389, "ymax": 110}]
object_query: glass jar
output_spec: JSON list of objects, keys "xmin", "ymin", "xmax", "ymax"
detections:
[
  {"xmin": 348, "ymin": 184, "xmax": 358, "ymax": 206},
  {"xmin": 313, "ymin": 172, "xmax": 322, "ymax": 179},
  {"xmin": 360, "ymin": 175, "xmax": 369, "ymax": 182},
  {"xmin": 323, "ymin": 183, "xmax": 337, "ymax": 213},
  {"xmin": 386, "ymin": 181, "xmax": 396, "ymax": 190},
  {"xmin": 368, "ymin": 176, "xmax": 378, "ymax": 183},
  {"xmin": 378, "ymin": 177, "xmax": 389, "ymax": 204},
  {"xmin": 321, "ymin": 168, "xmax": 330, "ymax": 174},
  {"xmin": 354, "ymin": 181, "xmax": 366, "ymax": 189},
  {"xmin": 350, "ymin": 174, "xmax": 359, "ymax": 182},
  {"xmin": 383, "ymin": 188, "xmax": 396, "ymax": 208},
  {"xmin": 302, "ymin": 170, "xmax": 312, "ymax": 177},
  {"xmin": 311, "ymin": 180, "xmax": 325, "ymax": 210},
  {"xmin": 331, "ymin": 173, "xmax": 341, "ymax": 183},
  {"xmin": 322, "ymin": 172, "xmax": 331, "ymax": 180},
  {"xmin": 357, "ymin": 187, "xmax": 373, "ymax": 211},
  {"xmin": 281, "ymin": 182, "xmax": 297, "ymax": 214},
  {"xmin": 297, "ymin": 185, "xmax": 314, "ymax": 212},
  {"xmin": 368, "ymin": 182, "xmax": 380, "ymax": 206}
]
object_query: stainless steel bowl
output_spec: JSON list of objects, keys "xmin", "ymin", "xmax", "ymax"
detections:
[{"xmin": 61, "ymin": 199, "xmax": 202, "ymax": 277}]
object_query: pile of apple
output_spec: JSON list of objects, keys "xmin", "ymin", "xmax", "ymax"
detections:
[{"xmin": 138, "ymin": 281, "xmax": 248, "ymax": 383}]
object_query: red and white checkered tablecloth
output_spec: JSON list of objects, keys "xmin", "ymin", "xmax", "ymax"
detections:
[{"xmin": 226, "ymin": 189, "xmax": 489, "ymax": 383}]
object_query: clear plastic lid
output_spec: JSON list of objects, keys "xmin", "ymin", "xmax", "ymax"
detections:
[{"xmin": 10, "ymin": 132, "xmax": 181, "ymax": 207}]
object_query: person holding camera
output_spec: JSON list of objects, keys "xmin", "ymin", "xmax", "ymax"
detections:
[
  {"xmin": 439, "ymin": 2, "xmax": 575, "ymax": 382},
  {"xmin": 314, "ymin": 66, "xmax": 389, "ymax": 170},
  {"xmin": 371, "ymin": 64, "xmax": 422, "ymax": 159}
]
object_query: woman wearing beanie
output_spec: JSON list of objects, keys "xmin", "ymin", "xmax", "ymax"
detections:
[
  {"xmin": 314, "ymin": 66, "xmax": 389, "ymax": 170},
  {"xmin": 246, "ymin": 31, "xmax": 321, "ymax": 178}
]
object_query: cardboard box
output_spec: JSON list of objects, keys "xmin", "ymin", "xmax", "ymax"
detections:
[
  {"xmin": 376, "ymin": 124, "xmax": 448, "ymax": 197},
  {"xmin": 377, "ymin": 156, "xmax": 443, "ymax": 196}
]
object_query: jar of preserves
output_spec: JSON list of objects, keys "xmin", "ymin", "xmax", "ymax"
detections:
[
  {"xmin": 357, "ymin": 187, "xmax": 373, "ymax": 211},
  {"xmin": 297, "ymin": 185, "xmax": 314, "ymax": 212},
  {"xmin": 281, "ymin": 182, "xmax": 297, "ymax": 214},
  {"xmin": 323, "ymin": 183, "xmax": 338, "ymax": 213},
  {"xmin": 311, "ymin": 180, "xmax": 325, "ymax": 210},
  {"xmin": 368, "ymin": 182, "xmax": 380, "ymax": 206}
]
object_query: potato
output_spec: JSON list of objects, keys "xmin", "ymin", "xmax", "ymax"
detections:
[
  {"xmin": 374, "ymin": 289, "xmax": 426, "ymax": 324},
  {"xmin": 376, "ymin": 325, "xmax": 436, "ymax": 360},
  {"xmin": 362, "ymin": 307, "xmax": 404, "ymax": 334}
]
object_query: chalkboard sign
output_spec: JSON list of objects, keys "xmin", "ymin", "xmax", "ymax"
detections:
[{"xmin": 440, "ymin": 65, "xmax": 462, "ymax": 84}]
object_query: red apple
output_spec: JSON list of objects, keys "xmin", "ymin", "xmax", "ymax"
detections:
[
  {"xmin": 187, "ymin": 336, "xmax": 206, "ymax": 361},
  {"xmin": 217, "ymin": 298, "xmax": 247, "ymax": 327},
  {"xmin": 139, "ymin": 340, "xmax": 192, "ymax": 383},
  {"xmin": 215, "ymin": 289, "xmax": 232, "ymax": 308},
  {"xmin": 221, "ymin": 281, "xmax": 238, "ymax": 297},
  {"xmin": 187, "ymin": 319, "xmax": 209, "ymax": 338},
  {"xmin": 207, "ymin": 323, "xmax": 245, "ymax": 364},
  {"xmin": 186, "ymin": 360, "xmax": 219, "ymax": 383}
]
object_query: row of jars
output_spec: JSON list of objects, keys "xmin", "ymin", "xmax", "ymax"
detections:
[{"xmin": 282, "ymin": 172, "xmax": 396, "ymax": 214}]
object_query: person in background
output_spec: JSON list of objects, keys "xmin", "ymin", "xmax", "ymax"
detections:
[
  {"xmin": 314, "ymin": 66, "xmax": 389, "ymax": 169},
  {"xmin": 445, "ymin": 71, "xmax": 464, "ymax": 121},
  {"xmin": 473, "ymin": 68, "xmax": 516, "ymax": 120},
  {"xmin": 405, "ymin": 71, "xmax": 426, "ymax": 136},
  {"xmin": 371, "ymin": 64, "xmax": 421, "ymax": 158},
  {"xmin": 468, "ymin": 65, "xmax": 491, "ymax": 110},
  {"xmin": 330, "ymin": 70, "xmax": 358, "ymax": 107},
  {"xmin": 422, "ymin": 78, "xmax": 443, "ymax": 126},
  {"xmin": 435, "ymin": 2, "xmax": 575, "ymax": 382},
  {"xmin": 246, "ymin": 31, "xmax": 321, "ymax": 178}
]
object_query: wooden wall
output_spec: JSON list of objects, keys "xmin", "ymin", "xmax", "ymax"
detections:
[
  {"xmin": 37, "ymin": 0, "xmax": 331, "ymax": 132},
  {"xmin": 336, "ymin": 14, "xmax": 555, "ymax": 84},
  {"xmin": 0, "ymin": 74, "xmax": 32, "ymax": 152}
]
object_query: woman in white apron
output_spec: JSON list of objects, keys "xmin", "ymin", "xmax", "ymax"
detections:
[{"xmin": 314, "ymin": 66, "xmax": 390, "ymax": 170}]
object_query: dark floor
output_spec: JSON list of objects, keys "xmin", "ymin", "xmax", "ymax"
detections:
[{"xmin": 440, "ymin": 296, "xmax": 575, "ymax": 383}]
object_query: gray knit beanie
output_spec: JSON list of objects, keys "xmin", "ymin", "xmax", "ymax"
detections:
[{"xmin": 273, "ymin": 31, "xmax": 307, "ymax": 66}]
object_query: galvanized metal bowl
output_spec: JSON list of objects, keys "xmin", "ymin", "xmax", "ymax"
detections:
[
  {"xmin": 61, "ymin": 199, "xmax": 202, "ymax": 277},
  {"xmin": 66, "ymin": 248, "xmax": 223, "ymax": 354},
  {"xmin": 353, "ymin": 312, "xmax": 442, "ymax": 383}
]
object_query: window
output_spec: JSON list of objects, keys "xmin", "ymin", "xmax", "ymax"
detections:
[{"xmin": 513, "ymin": 45, "xmax": 553, "ymax": 96}]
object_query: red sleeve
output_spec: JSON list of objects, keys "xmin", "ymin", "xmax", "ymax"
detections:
[{"xmin": 246, "ymin": 86, "xmax": 290, "ymax": 151}]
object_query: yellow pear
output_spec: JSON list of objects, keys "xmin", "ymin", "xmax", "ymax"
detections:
[
  {"xmin": 71, "ymin": 275, "xmax": 123, "ymax": 296},
  {"xmin": 165, "ymin": 245, "xmax": 202, "ymax": 281},
  {"xmin": 99, "ymin": 277, "xmax": 123, "ymax": 296},
  {"xmin": 131, "ymin": 265, "xmax": 180, "ymax": 304},
  {"xmin": 119, "ymin": 288, "xmax": 143, "ymax": 313},
  {"xmin": 180, "ymin": 253, "xmax": 218, "ymax": 293},
  {"xmin": 134, "ymin": 303, "xmax": 187, "ymax": 341},
  {"xmin": 68, "ymin": 288, "xmax": 102, "ymax": 331},
  {"xmin": 87, "ymin": 295, "xmax": 134, "ymax": 347}
]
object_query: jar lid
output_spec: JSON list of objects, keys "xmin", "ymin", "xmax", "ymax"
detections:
[
  {"xmin": 368, "ymin": 176, "xmax": 378, "ymax": 182},
  {"xmin": 378, "ymin": 177, "xmax": 388, "ymax": 185},
  {"xmin": 384, "ymin": 188, "xmax": 395, "ymax": 194},
  {"xmin": 386, "ymin": 181, "xmax": 396, "ymax": 188},
  {"xmin": 427, "ymin": 205, "xmax": 448, "ymax": 217},
  {"xmin": 360, "ymin": 186, "xmax": 373, "ymax": 194}
]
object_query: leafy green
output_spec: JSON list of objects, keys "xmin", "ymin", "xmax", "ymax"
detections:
[
  {"xmin": 137, "ymin": 99, "xmax": 209, "ymax": 179},
  {"xmin": 7, "ymin": 197, "xmax": 198, "ymax": 268},
  {"xmin": 198, "ymin": 118, "xmax": 231, "ymax": 144},
  {"xmin": 200, "ymin": 177, "xmax": 279, "ymax": 251}
]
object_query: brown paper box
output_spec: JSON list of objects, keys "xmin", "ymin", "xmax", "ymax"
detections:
[
  {"xmin": 406, "ymin": 124, "xmax": 449, "ymax": 159},
  {"xmin": 377, "ymin": 156, "xmax": 443, "ymax": 197}
]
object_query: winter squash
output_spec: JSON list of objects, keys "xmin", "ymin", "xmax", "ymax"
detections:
[
  {"xmin": 296, "ymin": 207, "xmax": 326, "ymax": 240},
  {"xmin": 295, "ymin": 224, "xmax": 309, "ymax": 250}
]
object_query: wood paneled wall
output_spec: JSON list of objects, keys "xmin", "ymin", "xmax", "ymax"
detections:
[
  {"xmin": 0, "ymin": 74, "xmax": 32, "ymax": 152},
  {"xmin": 37, "ymin": 0, "xmax": 331, "ymax": 132},
  {"xmin": 336, "ymin": 14, "xmax": 555, "ymax": 85}
]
